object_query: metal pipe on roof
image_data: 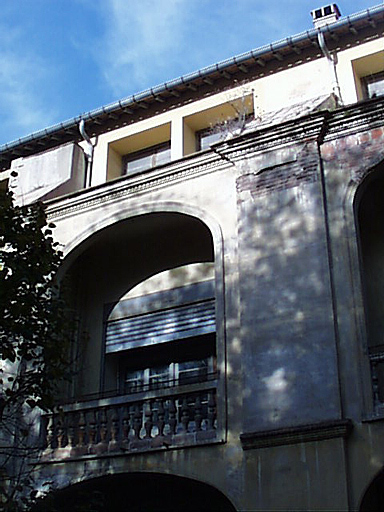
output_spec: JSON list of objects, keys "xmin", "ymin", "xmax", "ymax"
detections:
[
  {"xmin": 317, "ymin": 31, "xmax": 343, "ymax": 104},
  {"xmin": 79, "ymin": 120, "xmax": 94, "ymax": 188}
]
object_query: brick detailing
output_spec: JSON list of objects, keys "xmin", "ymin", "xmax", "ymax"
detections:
[
  {"xmin": 237, "ymin": 145, "xmax": 319, "ymax": 198},
  {"xmin": 321, "ymin": 126, "xmax": 384, "ymax": 185}
]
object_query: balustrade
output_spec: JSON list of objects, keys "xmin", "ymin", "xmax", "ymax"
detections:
[
  {"xmin": 370, "ymin": 350, "xmax": 384, "ymax": 407},
  {"xmin": 41, "ymin": 388, "xmax": 217, "ymax": 460}
]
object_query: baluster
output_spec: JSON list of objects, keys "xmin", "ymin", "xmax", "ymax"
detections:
[
  {"xmin": 168, "ymin": 398, "xmax": 177, "ymax": 435},
  {"xmin": 46, "ymin": 414, "xmax": 55, "ymax": 450},
  {"xmin": 156, "ymin": 400, "xmax": 165, "ymax": 437},
  {"xmin": 372, "ymin": 359, "xmax": 380, "ymax": 407},
  {"xmin": 88, "ymin": 410, "xmax": 97, "ymax": 448},
  {"xmin": 78, "ymin": 411, "xmax": 86, "ymax": 447},
  {"xmin": 207, "ymin": 392, "xmax": 216, "ymax": 430},
  {"xmin": 181, "ymin": 397, "xmax": 190, "ymax": 432},
  {"xmin": 56, "ymin": 418, "xmax": 64, "ymax": 449},
  {"xmin": 67, "ymin": 412, "xmax": 75, "ymax": 450},
  {"xmin": 109, "ymin": 407, "xmax": 120, "ymax": 448},
  {"xmin": 122, "ymin": 406, "xmax": 130, "ymax": 443},
  {"xmin": 129, "ymin": 405, "xmax": 136, "ymax": 438},
  {"xmin": 144, "ymin": 401, "xmax": 153, "ymax": 439},
  {"xmin": 194, "ymin": 395, "xmax": 203, "ymax": 431},
  {"xmin": 99, "ymin": 408, "xmax": 108, "ymax": 445},
  {"xmin": 132, "ymin": 404, "xmax": 142, "ymax": 439}
]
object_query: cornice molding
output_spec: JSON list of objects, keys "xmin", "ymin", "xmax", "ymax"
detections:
[
  {"xmin": 324, "ymin": 97, "xmax": 384, "ymax": 141},
  {"xmin": 240, "ymin": 418, "xmax": 353, "ymax": 450},
  {"xmin": 46, "ymin": 152, "xmax": 226, "ymax": 221},
  {"xmin": 217, "ymin": 113, "xmax": 328, "ymax": 162}
]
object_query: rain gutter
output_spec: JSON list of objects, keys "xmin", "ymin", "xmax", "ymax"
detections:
[{"xmin": 1, "ymin": 3, "xmax": 383, "ymax": 156}]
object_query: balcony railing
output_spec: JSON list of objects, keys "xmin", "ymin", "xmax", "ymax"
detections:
[
  {"xmin": 370, "ymin": 348, "xmax": 384, "ymax": 409},
  {"xmin": 40, "ymin": 382, "xmax": 218, "ymax": 461}
]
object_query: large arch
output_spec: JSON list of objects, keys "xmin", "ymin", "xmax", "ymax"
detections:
[
  {"xmin": 59, "ymin": 201, "xmax": 224, "ymax": 275},
  {"xmin": 51, "ymin": 206, "xmax": 227, "ymax": 453},
  {"xmin": 33, "ymin": 472, "xmax": 237, "ymax": 511}
]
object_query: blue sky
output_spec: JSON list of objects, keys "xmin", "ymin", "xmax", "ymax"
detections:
[{"xmin": 0, "ymin": 0, "xmax": 380, "ymax": 146}]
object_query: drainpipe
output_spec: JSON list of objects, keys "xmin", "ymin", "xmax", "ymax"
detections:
[
  {"xmin": 317, "ymin": 31, "xmax": 343, "ymax": 105},
  {"xmin": 79, "ymin": 120, "xmax": 94, "ymax": 188}
]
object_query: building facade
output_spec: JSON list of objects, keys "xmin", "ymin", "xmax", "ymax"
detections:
[{"xmin": 2, "ymin": 4, "xmax": 384, "ymax": 510}]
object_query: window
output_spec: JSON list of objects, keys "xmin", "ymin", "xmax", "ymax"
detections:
[
  {"xmin": 197, "ymin": 128, "xmax": 226, "ymax": 151},
  {"xmin": 362, "ymin": 71, "xmax": 384, "ymax": 99},
  {"xmin": 196, "ymin": 113, "xmax": 254, "ymax": 151},
  {"xmin": 183, "ymin": 94, "xmax": 254, "ymax": 155},
  {"xmin": 120, "ymin": 336, "xmax": 216, "ymax": 394},
  {"xmin": 352, "ymin": 51, "xmax": 384, "ymax": 102},
  {"xmin": 104, "ymin": 280, "xmax": 216, "ymax": 395},
  {"xmin": 123, "ymin": 141, "xmax": 171, "ymax": 176}
]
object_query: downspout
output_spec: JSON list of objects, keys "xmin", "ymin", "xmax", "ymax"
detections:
[
  {"xmin": 317, "ymin": 31, "xmax": 343, "ymax": 105},
  {"xmin": 79, "ymin": 120, "xmax": 94, "ymax": 188}
]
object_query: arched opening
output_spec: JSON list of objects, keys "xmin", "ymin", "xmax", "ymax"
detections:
[
  {"xmin": 360, "ymin": 469, "xmax": 384, "ymax": 511},
  {"xmin": 41, "ymin": 211, "xmax": 224, "ymax": 458},
  {"xmin": 33, "ymin": 472, "xmax": 236, "ymax": 512},
  {"xmin": 66, "ymin": 211, "xmax": 215, "ymax": 398},
  {"xmin": 355, "ymin": 169, "xmax": 384, "ymax": 408}
]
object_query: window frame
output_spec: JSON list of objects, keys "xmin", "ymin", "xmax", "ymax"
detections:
[
  {"xmin": 361, "ymin": 71, "xmax": 384, "ymax": 100},
  {"xmin": 122, "ymin": 140, "xmax": 171, "ymax": 177},
  {"xmin": 122, "ymin": 350, "xmax": 216, "ymax": 395}
]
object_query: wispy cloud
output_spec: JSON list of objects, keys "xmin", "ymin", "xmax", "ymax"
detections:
[
  {"xmin": 89, "ymin": 0, "xmax": 315, "ymax": 100},
  {"xmin": 92, "ymin": 0, "xmax": 193, "ymax": 97},
  {"xmin": 0, "ymin": 27, "xmax": 57, "ymax": 144}
]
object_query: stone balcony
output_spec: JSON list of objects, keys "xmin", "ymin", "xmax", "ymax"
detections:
[{"xmin": 40, "ymin": 380, "xmax": 219, "ymax": 462}]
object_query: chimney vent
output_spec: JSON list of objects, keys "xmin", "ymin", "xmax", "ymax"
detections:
[{"xmin": 311, "ymin": 4, "xmax": 341, "ymax": 28}]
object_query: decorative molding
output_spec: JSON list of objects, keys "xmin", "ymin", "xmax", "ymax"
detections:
[
  {"xmin": 46, "ymin": 153, "xmax": 225, "ymax": 220},
  {"xmin": 324, "ymin": 97, "xmax": 384, "ymax": 142},
  {"xmin": 240, "ymin": 419, "xmax": 353, "ymax": 450},
  {"xmin": 219, "ymin": 113, "xmax": 328, "ymax": 163}
]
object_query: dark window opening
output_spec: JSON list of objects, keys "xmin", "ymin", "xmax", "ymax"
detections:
[{"xmin": 115, "ymin": 334, "xmax": 217, "ymax": 395}]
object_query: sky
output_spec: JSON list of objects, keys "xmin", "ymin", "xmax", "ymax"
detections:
[{"xmin": 0, "ymin": 0, "xmax": 380, "ymax": 146}]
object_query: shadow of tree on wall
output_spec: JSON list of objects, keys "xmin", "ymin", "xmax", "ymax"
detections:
[{"xmin": 236, "ymin": 150, "xmax": 341, "ymax": 433}]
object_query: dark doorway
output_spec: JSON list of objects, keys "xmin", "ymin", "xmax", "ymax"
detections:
[
  {"xmin": 360, "ymin": 469, "xmax": 384, "ymax": 511},
  {"xmin": 33, "ymin": 472, "xmax": 236, "ymax": 512}
]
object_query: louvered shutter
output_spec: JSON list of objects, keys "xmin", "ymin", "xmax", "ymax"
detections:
[{"xmin": 105, "ymin": 281, "xmax": 215, "ymax": 353}]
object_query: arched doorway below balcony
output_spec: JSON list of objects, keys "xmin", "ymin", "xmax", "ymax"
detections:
[
  {"xmin": 33, "ymin": 472, "xmax": 236, "ymax": 511},
  {"xmin": 360, "ymin": 469, "xmax": 384, "ymax": 511}
]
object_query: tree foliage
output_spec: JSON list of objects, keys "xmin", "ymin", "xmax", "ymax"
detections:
[{"xmin": 0, "ymin": 185, "xmax": 73, "ymax": 509}]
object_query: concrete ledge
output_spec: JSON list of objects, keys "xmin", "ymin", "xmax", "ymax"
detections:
[{"xmin": 240, "ymin": 419, "xmax": 353, "ymax": 450}]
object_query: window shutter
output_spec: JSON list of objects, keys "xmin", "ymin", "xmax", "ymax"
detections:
[{"xmin": 105, "ymin": 282, "xmax": 215, "ymax": 353}]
